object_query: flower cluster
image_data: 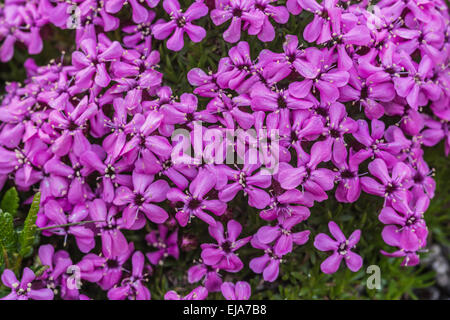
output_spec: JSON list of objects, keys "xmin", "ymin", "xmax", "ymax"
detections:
[
  {"xmin": 0, "ymin": 0, "xmax": 448, "ymax": 300},
  {"xmin": 0, "ymin": 0, "xmax": 45, "ymax": 62}
]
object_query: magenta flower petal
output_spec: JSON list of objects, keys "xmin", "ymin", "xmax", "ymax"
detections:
[
  {"xmin": 314, "ymin": 234, "xmax": 339, "ymax": 251},
  {"xmin": 262, "ymin": 259, "xmax": 280, "ymax": 282},
  {"xmin": 320, "ymin": 251, "xmax": 343, "ymax": 274},
  {"xmin": 184, "ymin": 23, "xmax": 206, "ymax": 43},
  {"xmin": 345, "ymin": 251, "xmax": 363, "ymax": 272}
]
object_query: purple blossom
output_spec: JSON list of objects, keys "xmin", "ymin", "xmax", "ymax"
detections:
[
  {"xmin": 77, "ymin": 243, "xmax": 134, "ymax": 290},
  {"xmin": 105, "ymin": 0, "xmax": 150, "ymax": 24},
  {"xmin": 164, "ymin": 286, "xmax": 208, "ymax": 300},
  {"xmin": 0, "ymin": 0, "xmax": 448, "ymax": 299},
  {"xmin": 340, "ymin": 65, "xmax": 396, "ymax": 120},
  {"xmin": 249, "ymin": 236, "xmax": 282, "ymax": 282},
  {"xmin": 260, "ymin": 181, "xmax": 313, "ymax": 221},
  {"xmin": 80, "ymin": 149, "xmax": 133, "ymax": 204},
  {"xmin": 360, "ymin": 158, "xmax": 412, "ymax": 205},
  {"xmin": 201, "ymin": 220, "xmax": 251, "ymax": 272},
  {"xmin": 109, "ymin": 50, "xmax": 163, "ymax": 107},
  {"xmin": 145, "ymin": 225, "xmax": 179, "ymax": 265},
  {"xmin": 188, "ymin": 261, "xmax": 222, "ymax": 292},
  {"xmin": 161, "ymin": 93, "xmax": 217, "ymax": 126},
  {"xmin": 89, "ymin": 199, "xmax": 133, "ymax": 257},
  {"xmin": 216, "ymin": 41, "xmax": 257, "ymax": 92},
  {"xmin": 314, "ymin": 221, "xmax": 363, "ymax": 274},
  {"xmin": 152, "ymin": 0, "xmax": 208, "ymax": 51},
  {"xmin": 251, "ymin": 0, "xmax": 289, "ymax": 42},
  {"xmin": 167, "ymin": 168, "xmax": 227, "ymax": 226},
  {"xmin": 42, "ymin": 153, "xmax": 94, "ymax": 205},
  {"xmin": 210, "ymin": 0, "xmax": 264, "ymax": 43},
  {"xmin": 48, "ymin": 97, "xmax": 97, "ymax": 156},
  {"xmin": 298, "ymin": 0, "xmax": 342, "ymax": 44},
  {"xmin": 256, "ymin": 215, "xmax": 310, "ymax": 256},
  {"xmin": 379, "ymin": 194, "xmax": 429, "ymax": 252},
  {"xmin": 107, "ymin": 251, "xmax": 151, "ymax": 300},
  {"xmin": 72, "ymin": 37, "xmax": 123, "ymax": 89},
  {"xmin": 393, "ymin": 54, "xmax": 442, "ymax": 110},
  {"xmin": 218, "ymin": 163, "xmax": 272, "ymax": 209},
  {"xmin": 113, "ymin": 172, "xmax": 170, "ymax": 227},
  {"xmin": 277, "ymin": 141, "xmax": 336, "ymax": 202},
  {"xmin": 333, "ymin": 146, "xmax": 371, "ymax": 203},
  {"xmin": 36, "ymin": 245, "xmax": 72, "ymax": 298},
  {"xmin": 289, "ymin": 47, "xmax": 350, "ymax": 105},
  {"xmin": 221, "ymin": 281, "xmax": 251, "ymax": 300},
  {"xmin": 42, "ymin": 200, "xmax": 95, "ymax": 253},
  {"xmin": 1, "ymin": 268, "xmax": 54, "ymax": 300},
  {"xmin": 0, "ymin": 2, "xmax": 45, "ymax": 62}
]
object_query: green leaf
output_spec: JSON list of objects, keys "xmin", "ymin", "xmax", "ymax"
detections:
[
  {"xmin": 0, "ymin": 210, "xmax": 17, "ymax": 251},
  {"xmin": 0, "ymin": 187, "xmax": 20, "ymax": 216},
  {"xmin": 34, "ymin": 265, "xmax": 50, "ymax": 278},
  {"xmin": 19, "ymin": 192, "xmax": 40, "ymax": 258},
  {"xmin": 0, "ymin": 250, "xmax": 3, "ymax": 270}
]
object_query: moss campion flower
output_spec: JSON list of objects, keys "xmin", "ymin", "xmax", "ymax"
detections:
[
  {"xmin": 152, "ymin": 0, "xmax": 209, "ymax": 51},
  {"xmin": 314, "ymin": 221, "xmax": 363, "ymax": 274}
]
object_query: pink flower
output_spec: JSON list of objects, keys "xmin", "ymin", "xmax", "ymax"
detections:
[
  {"xmin": 221, "ymin": 281, "xmax": 251, "ymax": 300},
  {"xmin": 1, "ymin": 268, "xmax": 54, "ymax": 300},
  {"xmin": 107, "ymin": 251, "xmax": 151, "ymax": 300},
  {"xmin": 145, "ymin": 225, "xmax": 179, "ymax": 265},
  {"xmin": 164, "ymin": 286, "xmax": 208, "ymax": 300},
  {"xmin": 113, "ymin": 172, "xmax": 170, "ymax": 227},
  {"xmin": 249, "ymin": 236, "xmax": 282, "ymax": 282},
  {"xmin": 201, "ymin": 220, "xmax": 251, "ymax": 272},
  {"xmin": 152, "ymin": 0, "xmax": 208, "ymax": 51},
  {"xmin": 188, "ymin": 262, "xmax": 222, "ymax": 292},
  {"xmin": 360, "ymin": 158, "xmax": 412, "ymax": 205},
  {"xmin": 167, "ymin": 168, "xmax": 227, "ymax": 226},
  {"xmin": 314, "ymin": 221, "xmax": 363, "ymax": 274},
  {"xmin": 210, "ymin": 0, "xmax": 264, "ymax": 43},
  {"xmin": 379, "ymin": 194, "xmax": 429, "ymax": 252},
  {"xmin": 256, "ymin": 215, "xmax": 310, "ymax": 256}
]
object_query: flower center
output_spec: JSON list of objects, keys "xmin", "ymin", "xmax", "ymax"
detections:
[
  {"xmin": 176, "ymin": 16, "xmax": 186, "ymax": 28},
  {"xmin": 162, "ymin": 159, "xmax": 172, "ymax": 170},
  {"xmin": 338, "ymin": 242, "xmax": 348, "ymax": 255},
  {"xmin": 238, "ymin": 172, "xmax": 247, "ymax": 188},
  {"xmin": 221, "ymin": 240, "xmax": 233, "ymax": 253},
  {"xmin": 277, "ymin": 95, "xmax": 287, "ymax": 109},
  {"xmin": 134, "ymin": 194, "xmax": 145, "ymax": 206},
  {"xmin": 360, "ymin": 85, "xmax": 368, "ymax": 100},
  {"xmin": 413, "ymin": 173, "xmax": 424, "ymax": 183},
  {"xmin": 329, "ymin": 128, "xmax": 341, "ymax": 138},
  {"xmin": 341, "ymin": 169, "xmax": 355, "ymax": 179},
  {"xmin": 104, "ymin": 164, "xmax": 115, "ymax": 177},
  {"xmin": 188, "ymin": 198, "xmax": 202, "ymax": 210},
  {"xmin": 232, "ymin": 8, "xmax": 243, "ymax": 17},
  {"xmin": 406, "ymin": 216, "xmax": 417, "ymax": 226},
  {"xmin": 68, "ymin": 121, "xmax": 79, "ymax": 131},
  {"xmin": 107, "ymin": 259, "xmax": 120, "ymax": 269},
  {"xmin": 385, "ymin": 182, "xmax": 398, "ymax": 194},
  {"xmin": 316, "ymin": 106, "xmax": 329, "ymax": 117}
]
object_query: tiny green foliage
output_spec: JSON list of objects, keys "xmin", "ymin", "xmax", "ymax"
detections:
[
  {"xmin": 0, "ymin": 210, "xmax": 16, "ymax": 270},
  {"xmin": 0, "ymin": 210, "xmax": 17, "ymax": 252},
  {"xmin": 19, "ymin": 192, "xmax": 41, "ymax": 258},
  {"xmin": 0, "ymin": 187, "xmax": 20, "ymax": 217}
]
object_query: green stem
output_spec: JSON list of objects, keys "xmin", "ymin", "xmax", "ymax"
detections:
[
  {"xmin": 13, "ymin": 255, "xmax": 22, "ymax": 276},
  {"xmin": 2, "ymin": 247, "xmax": 10, "ymax": 269},
  {"xmin": 37, "ymin": 220, "xmax": 104, "ymax": 231}
]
